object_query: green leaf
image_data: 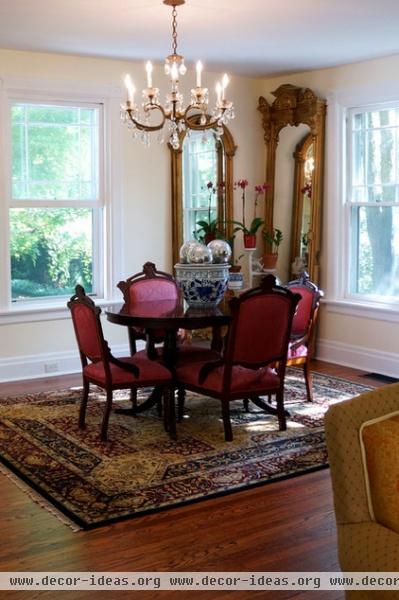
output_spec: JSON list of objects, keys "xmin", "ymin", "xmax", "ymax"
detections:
[{"xmin": 248, "ymin": 217, "xmax": 264, "ymax": 234}]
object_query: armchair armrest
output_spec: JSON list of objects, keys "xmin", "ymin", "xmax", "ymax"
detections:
[{"xmin": 198, "ymin": 359, "xmax": 224, "ymax": 385}]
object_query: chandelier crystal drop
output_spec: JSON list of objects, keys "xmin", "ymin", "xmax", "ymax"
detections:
[{"xmin": 121, "ymin": 0, "xmax": 234, "ymax": 149}]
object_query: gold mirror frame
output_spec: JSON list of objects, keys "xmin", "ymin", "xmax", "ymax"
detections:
[
  {"xmin": 169, "ymin": 125, "xmax": 237, "ymax": 265},
  {"xmin": 258, "ymin": 84, "xmax": 326, "ymax": 283}
]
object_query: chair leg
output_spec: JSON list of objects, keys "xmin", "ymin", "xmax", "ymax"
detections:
[
  {"xmin": 130, "ymin": 388, "xmax": 138, "ymax": 412},
  {"xmin": 177, "ymin": 387, "xmax": 186, "ymax": 422},
  {"xmin": 163, "ymin": 387, "xmax": 170, "ymax": 432},
  {"xmin": 304, "ymin": 360, "xmax": 313, "ymax": 402},
  {"xmin": 101, "ymin": 389, "xmax": 113, "ymax": 441},
  {"xmin": 243, "ymin": 398, "xmax": 249, "ymax": 412},
  {"xmin": 79, "ymin": 378, "xmax": 90, "ymax": 429},
  {"xmin": 157, "ymin": 393, "xmax": 163, "ymax": 417},
  {"xmin": 221, "ymin": 399, "xmax": 233, "ymax": 442},
  {"xmin": 128, "ymin": 328, "xmax": 137, "ymax": 356},
  {"xmin": 276, "ymin": 391, "xmax": 287, "ymax": 431},
  {"xmin": 166, "ymin": 387, "xmax": 176, "ymax": 439}
]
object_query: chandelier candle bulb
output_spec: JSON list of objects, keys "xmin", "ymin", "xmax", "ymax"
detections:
[
  {"xmin": 196, "ymin": 60, "xmax": 203, "ymax": 87},
  {"xmin": 124, "ymin": 74, "xmax": 135, "ymax": 104},
  {"xmin": 216, "ymin": 82, "xmax": 222, "ymax": 106},
  {"xmin": 146, "ymin": 61, "xmax": 153, "ymax": 88},
  {"xmin": 222, "ymin": 74, "xmax": 229, "ymax": 100}
]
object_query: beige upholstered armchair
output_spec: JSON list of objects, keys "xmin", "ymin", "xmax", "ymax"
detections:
[{"xmin": 325, "ymin": 383, "xmax": 399, "ymax": 599}]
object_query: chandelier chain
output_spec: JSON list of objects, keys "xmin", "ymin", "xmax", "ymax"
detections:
[{"xmin": 172, "ymin": 7, "xmax": 178, "ymax": 55}]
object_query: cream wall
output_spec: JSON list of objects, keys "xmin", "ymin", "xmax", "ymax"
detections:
[
  {"xmin": 0, "ymin": 49, "xmax": 265, "ymax": 379},
  {"xmin": 260, "ymin": 54, "xmax": 399, "ymax": 376}
]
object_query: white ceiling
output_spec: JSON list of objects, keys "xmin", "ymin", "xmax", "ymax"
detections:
[{"xmin": 0, "ymin": 0, "xmax": 398, "ymax": 76}]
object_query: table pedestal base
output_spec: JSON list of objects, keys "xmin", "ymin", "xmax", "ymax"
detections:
[
  {"xmin": 114, "ymin": 386, "xmax": 163, "ymax": 416},
  {"xmin": 243, "ymin": 396, "xmax": 290, "ymax": 417}
]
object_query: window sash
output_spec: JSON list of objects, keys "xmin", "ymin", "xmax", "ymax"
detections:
[
  {"xmin": 182, "ymin": 132, "xmax": 218, "ymax": 241},
  {"xmin": 7, "ymin": 100, "xmax": 104, "ymax": 302},
  {"xmin": 9, "ymin": 99, "xmax": 104, "ymax": 208},
  {"xmin": 9, "ymin": 206, "xmax": 103, "ymax": 302},
  {"xmin": 347, "ymin": 103, "xmax": 399, "ymax": 206},
  {"xmin": 346, "ymin": 104, "xmax": 399, "ymax": 303}
]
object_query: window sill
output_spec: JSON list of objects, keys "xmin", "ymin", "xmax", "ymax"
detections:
[
  {"xmin": 0, "ymin": 298, "xmax": 119, "ymax": 325},
  {"xmin": 323, "ymin": 298, "xmax": 399, "ymax": 324}
]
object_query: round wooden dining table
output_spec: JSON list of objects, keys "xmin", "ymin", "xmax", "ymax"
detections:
[
  {"xmin": 106, "ymin": 299, "xmax": 231, "ymax": 358},
  {"xmin": 105, "ymin": 298, "xmax": 232, "ymax": 416}
]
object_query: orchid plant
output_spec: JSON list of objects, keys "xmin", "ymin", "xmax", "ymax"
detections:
[
  {"xmin": 263, "ymin": 227, "xmax": 284, "ymax": 252},
  {"xmin": 194, "ymin": 180, "xmax": 225, "ymax": 241},
  {"xmin": 231, "ymin": 180, "xmax": 270, "ymax": 235}
]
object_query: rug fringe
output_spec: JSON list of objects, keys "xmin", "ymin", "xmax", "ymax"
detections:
[{"xmin": 0, "ymin": 462, "xmax": 82, "ymax": 532}]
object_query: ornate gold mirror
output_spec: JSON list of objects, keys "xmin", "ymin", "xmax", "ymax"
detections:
[
  {"xmin": 170, "ymin": 125, "xmax": 236, "ymax": 265},
  {"xmin": 258, "ymin": 85, "xmax": 326, "ymax": 283}
]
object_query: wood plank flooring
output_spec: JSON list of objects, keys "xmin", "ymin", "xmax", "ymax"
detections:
[{"xmin": 0, "ymin": 361, "xmax": 382, "ymax": 599}]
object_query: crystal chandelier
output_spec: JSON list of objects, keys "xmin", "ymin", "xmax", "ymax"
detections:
[{"xmin": 121, "ymin": 0, "xmax": 234, "ymax": 149}]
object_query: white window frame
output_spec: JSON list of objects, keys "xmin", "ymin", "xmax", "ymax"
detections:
[
  {"xmin": 0, "ymin": 77, "xmax": 124, "ymax": 325},
  {"xmin": 325, "ymin": 83, "xmax": 399, "ymax": 324},
  {"xmin": 182, "ymin": 132, "xmax": 218, "ymax": 242}
]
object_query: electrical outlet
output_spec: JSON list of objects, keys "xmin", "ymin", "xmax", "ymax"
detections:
[{"xmin": 44, "ymin": 362, "xmax": 59, "ymax": 373}]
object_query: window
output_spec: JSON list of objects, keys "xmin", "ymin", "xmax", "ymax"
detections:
[
  {"xmin": 182, "ymin": 132, "xmax": 218, "ymax": 242},
  {"xmin": 9, "ymin": 101, "xmax": 103, "ymax": 302},
  {"xmin": 347, "ymin": 104, "xmax": 399, "ymax": 302}
]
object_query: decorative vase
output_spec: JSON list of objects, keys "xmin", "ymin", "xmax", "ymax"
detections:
[
  {"xmin": 262, "ymin": 253, "xmax": 278, "ymax": 269},
  {"xmin": 228, "ymin": 266, "xmax": 243, "ymax": 290},
  {"xmin": 174, "ymin": 263, "xmax": 230, "ymax": 308},
  {"xmin": 243, "ymin": 234, "xmax": 256, "ymax": 248}
]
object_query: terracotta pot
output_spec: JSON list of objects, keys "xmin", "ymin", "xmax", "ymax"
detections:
[
  {"xmin": 243, "ymin": 234, "xmax": 256, "ymax": 248},
  {"xmin": 262, "ymin": 253, "xmax": 278, "ymax": 269}
]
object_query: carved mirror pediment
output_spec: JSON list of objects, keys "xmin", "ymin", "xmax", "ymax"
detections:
[{"xmin": 258, "ymin": 84, "xmax": 326, "ymax": 283}]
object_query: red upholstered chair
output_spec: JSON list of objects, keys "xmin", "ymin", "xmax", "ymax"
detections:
[
  {"xmin": 117, "ymin": 261, "xmax": 180, "ymax": 356},
  {"xmin": 67, "ymin": 285, "xmax": 173, "ymax": 441},
  {"xmin": 117, "ymin": 262, "xmax": 221, "ymax": 416},
  {"xmin": 286, "ymin": 272, "xmax": 323, "ymax": 402},
  {"xmin": 117, "ymin": 261, "xmax": 221, "ymax": 361},
  {"xmin": 175, "ymin": 275, "xmax": 301, "ymax": 441}
]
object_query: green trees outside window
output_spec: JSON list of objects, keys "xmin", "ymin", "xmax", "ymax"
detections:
[
  {"xmin": 10, "ymin": 208, "xmax": 93, "ymax": 299},
  {"xmin": 10, "ymin": 103, "xmax": 100, "ymax": 300}
]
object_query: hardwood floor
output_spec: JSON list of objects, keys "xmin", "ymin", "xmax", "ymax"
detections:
[{"xmin": 0, "ymin": 361, "xmax": 381, "ymax": 599}]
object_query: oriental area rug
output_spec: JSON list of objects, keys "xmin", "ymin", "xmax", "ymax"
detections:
[{"xmin": 0, "ymin": 370, "xmax": 371, "ymax": 530}]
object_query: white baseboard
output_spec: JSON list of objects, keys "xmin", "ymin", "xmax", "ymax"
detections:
[
  {"xmin": 1, "ymin": 339, "xmax": 398, "ymax": 383},
  {"xmin": 316, "ymin": 339, "xmax": 399, "ymax": 379},
  {"xmin": 0, "ymin": 343, "xmax": 134, "ymax": 383}
]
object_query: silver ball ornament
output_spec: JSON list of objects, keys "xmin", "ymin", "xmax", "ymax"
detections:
[
  {"xmin": 207, "ymin": 239, "xmax": 232, "ymax": 264},
  {"xmin": 179, "ymin": 240, "xmax": 200, "ymax": 264},
  {"xmin": 187, "ymin": 243, "xmax": 212, "ymax": 264}
]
